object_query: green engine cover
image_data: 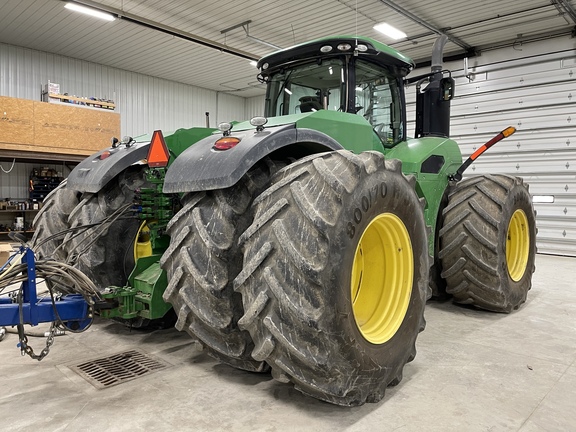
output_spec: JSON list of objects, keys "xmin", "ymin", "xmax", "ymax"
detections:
[{"xmin": 386, "ymin": 136, "xmax": 462, "ymax": 254}]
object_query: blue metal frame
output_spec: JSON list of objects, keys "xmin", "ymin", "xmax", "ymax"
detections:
[{"xmin": 0, "ymin": 247, "xmax": 91, "ymax": 328}]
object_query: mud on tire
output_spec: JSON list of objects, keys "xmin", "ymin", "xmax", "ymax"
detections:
[
  {"xmin": 234, "ymin": 150, "xmax": 429, "ymax": 406},
  {"xmin": 160, "ymin": 159, "xmax": 284, "ymax": 373},
  {"xmin": 439, "ymin": 174, "xmax": 537, "ymax": 312}
]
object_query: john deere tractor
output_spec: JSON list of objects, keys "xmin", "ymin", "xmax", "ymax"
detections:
[{"xmin": 31, "ymin": 35, "xmax": 536, "ymax": 406}]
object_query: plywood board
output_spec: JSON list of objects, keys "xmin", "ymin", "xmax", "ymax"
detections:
[
  {"xmin": 34, "ymin": 101, "xmax": 119, "ymax": 152},
  {"xmin": 0, "ymin": 97, "xmax": 34, "ymax": 146},
  {"xmin": 0, "ymin": 96, "xmax": 120, "ymax": 158}
]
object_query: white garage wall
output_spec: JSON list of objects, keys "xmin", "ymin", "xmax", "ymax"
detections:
[
  {"xmin": 0, "ymin": 42, "xmax": 247, "ymax": 201},
  {"xmin": 0, "ymin": 42, "xmax": 246, "ymax": 136},
  {"xmin": 245, "ymin": 95, "xmax": 265, "ymax": 119},
  {"xmin": 406, "ymin": 37, "xmax": 576, "ymax": 257}
]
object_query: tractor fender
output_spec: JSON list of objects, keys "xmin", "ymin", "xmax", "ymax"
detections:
[
  {"xmin": 163, "ymin": 124, "xmax": 342, "ymax": 193},
  {"xmin": 66, "ymin": 141, "xmax": 150, "ymax": 193}
]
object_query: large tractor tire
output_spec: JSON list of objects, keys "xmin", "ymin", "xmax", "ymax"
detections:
[
  {"xmin": 64, "ymin": 166, "xmax": 149, "ymax": 291},
  {"xmin": 439, "ymin": 174, "xmax": 536, "ymax": 312},
  {"xmin": 160, "ymin": 159, "xmax": 284, "ymax": 373},
  {"xmin": 234, "ymin": 150, "xmax": 429, "ymax": 406},
  {"xmin": 31, "ymin": 179, "xmax": 80, "ymax": 262}
]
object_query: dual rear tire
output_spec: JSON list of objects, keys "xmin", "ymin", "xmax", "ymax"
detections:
[
  {"xmin": 32, "ymin": 167, "xmax": 147, "ymax": 290},
  {"xmin": 160, "ymin": 150, "xmax": 429, "ymax": 405},
  {"xmin": 232, "ymin": 151, "xmax": 428, "ymax": 405},
  {"xmin": 160, "ymin": 160, "xmax": 284, "ymax": 372}
]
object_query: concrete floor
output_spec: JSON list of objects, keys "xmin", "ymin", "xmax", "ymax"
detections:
[{"xmin": 0, "ymin": 253, "xmax": 575, "ymax": 432}]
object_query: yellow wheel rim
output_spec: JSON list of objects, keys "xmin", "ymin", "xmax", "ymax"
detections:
[
  {"xmin": 350, "ymin": 213, "xmax": 413, "ymax": 345},
  {"xmin": 506, "ymin": 209, "xmax": 530, "ymax": 282},
  {"xmin": 134, "ymin": 220, "xmax": 153, "ymax": 261}
]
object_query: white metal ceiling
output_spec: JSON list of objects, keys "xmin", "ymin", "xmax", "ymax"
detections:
[{"xmin": 0, "ymin": 0, "xmax": 574, "ymax": 97}]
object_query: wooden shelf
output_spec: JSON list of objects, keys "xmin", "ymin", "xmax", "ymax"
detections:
[
  {"xmin": 0, "ymin": 95, "xmax": 120, "ymax": 159},
  {"xmin": 48, "ymin": 93, "xmax": 116, "ymax": 109},
  {"xmin": 0, "ymin": 210, "xmax": 38, "ymax": 235}
]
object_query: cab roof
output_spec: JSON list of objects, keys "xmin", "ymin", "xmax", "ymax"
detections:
[{"xmin": 257, "ymin": 35, "xmax": 415, "ymax": 76}]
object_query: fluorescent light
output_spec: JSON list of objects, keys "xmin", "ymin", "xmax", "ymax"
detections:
[
  {"xmin": 532, "ymin": 195, "xmax": 555, "ymax": 203},
  {"xmin": 249, "ymin": 60, "xmax": 258, "ymax": 67},
  {"xmin": 284, "ymin": 88, "xmax": 292, "ymax": 95},
  {"xmin": 65, "ymin": 3, "xmax": 115, "ymax": 21},
  {"xmin": 373, "ymin": 23, "xmax": 406, "ymax": 40}
]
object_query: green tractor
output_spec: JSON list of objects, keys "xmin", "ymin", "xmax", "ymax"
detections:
[{"xmin": 32, "ymin": 35, "xmax": 536, "ymax": 406}]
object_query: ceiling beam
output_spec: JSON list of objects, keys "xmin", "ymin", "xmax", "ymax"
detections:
[
  {"xmin": 64, "ymin": 0, "xmax": 259, "ymax": 61},
  {"xmin": 551, "ymin": 0, "xmax": 576, "ymax": 24},
  {"xmin": 377, "ymin": 0, "xmax": 475, "ymax": 53},
  {"xmin": 220, "ymin": 20, "xmax": 283, "ymax": 50}
]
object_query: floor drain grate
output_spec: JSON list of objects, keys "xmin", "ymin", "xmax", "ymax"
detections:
[{"xmin": 70, "ymin": 349, "xmax": 169, "ymax": 389}]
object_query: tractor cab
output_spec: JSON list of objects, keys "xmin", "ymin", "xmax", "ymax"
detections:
[{"xmin": 258, "ymin": 36, "xmax": 414, "ymax": 147}]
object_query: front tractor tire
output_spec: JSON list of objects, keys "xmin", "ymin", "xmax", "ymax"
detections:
[
  {"xmin": 234, "ymin": 151, "xmax": 429, "ymax": 406},
  {"xmin": 439, "ymin": 174, "xmax": 537, "ymax": 312}
]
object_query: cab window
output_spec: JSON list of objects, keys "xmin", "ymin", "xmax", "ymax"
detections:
[
  {"xmin": 266, "ymin": 59, "xmax": 346, "ymax": 116},
  {"xmin": 355, "ymin": 60, "xmax": 403, "ymax": 145}
]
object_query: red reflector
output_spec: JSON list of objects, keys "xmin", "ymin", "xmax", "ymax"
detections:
[
  {"xmin": 147, "ymin": 130, "xmax": 170, "ymax": 167},
  {"xmin": 100, "ymin": 151, "xmax": 111, "ymax": 160},
  {"xmin": 213, "ymin": 137, "xmax": 240, "ymax": 151}
]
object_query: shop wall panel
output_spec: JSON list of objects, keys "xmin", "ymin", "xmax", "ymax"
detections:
[{"xmin": 0, "ymin": 42, "xmax": 246, "ymax": 138}]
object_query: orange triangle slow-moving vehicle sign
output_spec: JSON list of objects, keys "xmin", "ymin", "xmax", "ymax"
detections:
[{"xmin": 147, "ymin": 130, "xmax": 170, "ymax": 167}]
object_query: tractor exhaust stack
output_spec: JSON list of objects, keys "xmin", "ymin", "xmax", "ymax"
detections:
[{"xmin": 414, "ymin": 35, "xmax": 455, "ymax": 139}]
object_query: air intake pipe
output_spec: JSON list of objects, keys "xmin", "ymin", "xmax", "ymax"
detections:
[{"xmin": 414, "ymin": 35, "xmax": 455, "ymax": 138}]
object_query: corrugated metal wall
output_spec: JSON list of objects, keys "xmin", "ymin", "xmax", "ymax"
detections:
[
  {"xmin": 0, "ymin": 42, "xmax": 248, "ymax": 201},
  {"xmin": 245, "ymin": 96, "xmax": 265, "ymax": 119},
  {"xmin": 0, "ymin": 42, "xmax": 246, "ymax": 136},
  {"xmin": 406, "ymin": 38, "xmax": 576, "ymax": 257}
]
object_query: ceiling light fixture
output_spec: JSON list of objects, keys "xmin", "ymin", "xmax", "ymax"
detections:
[
  {"xmin": 65, "ymin": 2, "xmax": 115, "ymax": 21},
  {"xmin": 61, "ymin": 1, "xmax": 256, "ymax": 60},
  {"xmin": 373, "ymin": 23, "xmax": 406, "ymax": 40}
]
